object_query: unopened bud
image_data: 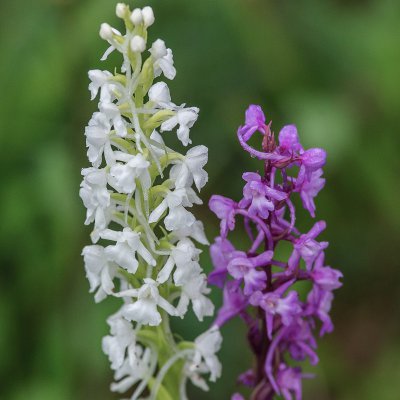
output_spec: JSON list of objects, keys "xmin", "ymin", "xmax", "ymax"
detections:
[
  {"xmin": 142, "ymin": 6, "xmax": 155, "ymax": 27},
  {"xmin": 99, "ymin": 23, "xmax": 113, "ymax": 41},
  {"xmin": 130, "ymin": 8, "xmax": 143, "ymax": 25},
  {"xmin": 116, "ymin": 3, "xmax": 127, "ymax": 18},
  {"xmin": 130, "ymin": 35, "xmax": 146, "ymax": 53}
]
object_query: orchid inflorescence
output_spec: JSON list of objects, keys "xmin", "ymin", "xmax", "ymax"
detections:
[
  {"xmin": 209, "ymin": 105, "xmax": 343, "ymax": 400},
  {"xmin": 80, "ymin": 3, "xmax": 221, "ymax": 399}
]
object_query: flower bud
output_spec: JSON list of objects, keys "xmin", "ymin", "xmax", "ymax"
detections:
[
  {"xmin": 130, "ymin": 35, "xmax": 146, "ymax": 53},
  {"xmin": 278, "ymin": 125, "xmax": 301, "ymax": 151},
  {"xmin": 99, "ymin": 23, "xmax": 113, "ymax": 41},
  {"xmin": 142, "ymin": 6, "xmax": 155, "ymax": 27},
  {"xmin": 150, "ymin": 39, "xmax": 167, "ymax": 59},
  {"xmin": 116, "ymin": 3, "xmax": 127, "ymax": 18},
  {"xmin": 130, "ymin": 8, "xmax": 143, "ymax": 25}
]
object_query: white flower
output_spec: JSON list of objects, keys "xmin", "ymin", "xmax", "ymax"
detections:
[
  {"xmin": 102, "ymin": 313, "xmax": 136, "ymax": 370},
  {"xmin": 99, "ymin": 23, "xmax": 114, "ymax": 41},
  {"xmin": 161, "ymin": 107, "xmax": 199, "ymax": 146},
  {"xmin": 82, "ymin": 245, "xmax": 117, "ymax": 303},
  {"xmin": 111, "ymin": 345, "xmax": 153, "ymax": 393},
  {"xmin": 85, "ymin": 112, "xmax": 114, "ymax": 167},
  {"xmin": 99, "ymin": 101, "xmax": 127, "ymax": 138},
  {"xmin": 142, "ymin": 6, "xmax": 155, "ymax": 28},
  {"xmin": 100, "ymin": 227, "xmax": 155, "ymax": 273},
  {"xmin": 186, "ymin": 367, "xmax": 210, "ymax": 392},
  {"xmin": 130, "ymin": 35, "xmax": 146, "ymax": 53},
  {"xmin": 190, "ymin": 327, "xmax": 222, "ymax": 382},
  {"xmin": 82, "ymin": 8, "xmax": 217, "ymax": 397},
  {"xmin": 79, "ymin": 167, "xmax": 111, "ymax": 231},
  {"xmin": 130, "ymin": 8, "xmax": 143, "ymax": 25},
  {"xmin": 148, "ymin": 82, "xmax": 172, "ymax": 108},
  {"xmin": 152, "ymin": 47, "xmax": 176, "ymax": 80},
  {"xmin": 88, "ymin": 69, "xmax": 113, "ymax": 101},
  {"xmin": 157, "ymin": 239, "xmax": 201, "ymax": 284},
  {"xmin": 98, "ymin": 24, "xmax": 123, "ymax": 61},
  {"xmin": 150, "ymin": 39, "xmax": 167, "ymax": 60},
  {"xmin": 115, "ymin": 3, "xmax": 127, "ymax": 19},
  {"xmin": 177, "ymin": 274, "xmax": 214, "ymax": 321},
  {"xmin": 117, "ymin": 279, "xmax": 177, "ymax": 326},
  {"xmin": 170, "ymin": 145, "xmax": 208, "ymax": 191},
  {"xmin": 109, "ymin": 152, "xmax": 151, "ymax": 194},
  {"xmin": 148, "ymin": 187, "xmax": 202, "ymax": 231},
  {"xmin": 171, "ymin": 220, "xmax": 209, "ymax": 245}
]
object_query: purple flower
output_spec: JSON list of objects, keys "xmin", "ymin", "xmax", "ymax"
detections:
[
  {"xmin": 311, "ymin": 253, "xmax": 342, "ymax": 291},
  {"xmin": 250, "ymin": 287, "xmax": 302, "ymax": 339},
  {"xmin": 209, "ymin": 237, "xmax": 237, "ymax": 287},
  {"xmin": 288, "ymin": 221, "xmax": 328, "ymax": 271},
  {"xmin": 276, "ymin": 364, "xmax": 303, "ymax": 400},
  {"xmin": 278, "ymin": 125, "xmax": 303, "ymax": 154},
  {"xmin": 231, "ymin": 394, "xmax": 245, "ymax": 400},
  {"xmin": 238, "ymin": 104, "xmax": 266, "ymax": 141},
  {"xmin": 306, "ymin": 286, "xmax": 334, "ymax": 336},
  {"xmin": 284, "ymin": 319, "xmax": 319, "ymax": 365},
  {"xmin": 227, "ymin": 251, "xmax": 273, "ymax": 295},
  {"xmin": 295, "ymin": 169, "xmax": 325, "ymax": 218},
  {"xmin": 209, "ymin": 195, "xmax": 237, "ymax": 237},
  {"xmin": 239, "ymin": 172, "xmax": 287, "ymax": 219},
  {"xmin": 238, "ymin": 369, "xmax": 256, "ymax": 387},
  {"xmin": 208, "ymin": 104, "xmax": 341, "ymax": 400},
  {"xmin": 297, "ymin": 148, "xmax": 327, "ymax": 185},
  {"xmin": 215, "ymin": 281, "xmax": 247, "ymax": 327}
]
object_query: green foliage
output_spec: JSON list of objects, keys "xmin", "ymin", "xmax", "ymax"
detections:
[{"xmin": 1, "ymin": 0, "xmax": 399, "ymax": 399}]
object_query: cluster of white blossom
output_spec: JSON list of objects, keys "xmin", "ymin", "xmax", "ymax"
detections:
[{"xmin": 80, "ymin": 4, "xmax": 221, "ymax": 399}]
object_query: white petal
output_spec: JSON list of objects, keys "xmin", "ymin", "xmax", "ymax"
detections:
[
  {"xmin": 156, "ymin": 256, "xmax": 175, "ymax": 284},
  {"xmin": 149, "ymin": 199, "xmax": 168, "ymax": 223}
]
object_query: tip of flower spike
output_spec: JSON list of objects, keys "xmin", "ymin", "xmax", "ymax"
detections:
[
  {"xmin": 99, "ymin": 23, "xmax": 113, "ymax": 41},
  {"xmin": 130, "ymin": 8, "xmax": 143, "ymax": 25},
  {"xmin": 116, "ymin": 3, "xmax": 127, "ymax": 18},
  {"xmin": 142, "ymin": 6, "xmax": 155, "ymax": 27},
  {"xmin": 130, "ymin": 35, "xmax": 146, "ymax": 53}
]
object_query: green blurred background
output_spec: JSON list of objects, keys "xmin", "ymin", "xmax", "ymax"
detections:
[{"xmin": 1, "ymin": 0, "xmax": 400, "ymax": 398}]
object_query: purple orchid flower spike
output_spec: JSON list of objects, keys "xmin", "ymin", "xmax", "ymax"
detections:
[{"xmin": 208, "ymin": 104, "xmax": 342, "ymax": 399}]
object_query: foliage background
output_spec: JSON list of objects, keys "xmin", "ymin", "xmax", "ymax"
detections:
[{"xmin": 1, "ymin": 0, "xmax": 399, "ymax": 399}]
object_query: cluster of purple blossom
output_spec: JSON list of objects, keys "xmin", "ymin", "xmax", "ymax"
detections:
[{"xmin": 209, "ymin": 105, "xmax": 343, "ymax": 400}]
